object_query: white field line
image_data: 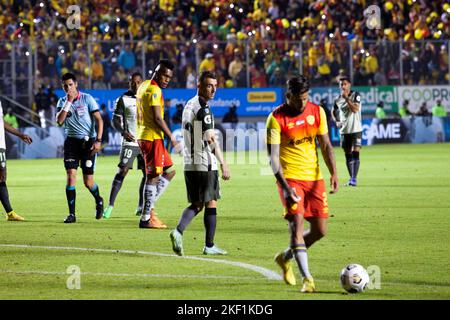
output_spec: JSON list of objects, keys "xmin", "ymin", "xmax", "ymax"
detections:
[
  {"xmin": 0, "ymin": 244, "xmax": 282, "ymax": 281},
  {"xmin": 0, "ymin": 269, "xmax": 264, "ymax": 281}
]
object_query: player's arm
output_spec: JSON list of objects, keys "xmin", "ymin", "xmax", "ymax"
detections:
[
  {"xmin": 205, "ymin": 129, "xmax": 230, "ymax": 180},
  {"xmin": 112, "ymin": 97, "xmax": 134, "ymax": 142},
  {"xmin": 56, "ymin": 96, "xmax": 75, "ymax": 126},
  {"xmin": 4, "ymin": 122, "xmax": 32, "ymax": 144},
  {"xmin": 331, "ymin": 100, "xmax": 339, "ymax": 122},
  {"xmin": 267, "ymin": 141, "xmax": 300, "ymax": 206},
  {"xmin": 332, "ymin": 100, "xmax": 343, "ymax": 129},
  {"xmin": 151, "ymin": 103, "xmax": 178, "ymax": 146},
  {"xmin": 317, "ymin": 133, "xmax": 338, "ymax": 193},
  {"xmin": 266, "ymin": 116, "xmax": 300, "ymax": 205},
  {"xmin": 317, "ymin": 108, "xmax": 339, "ymax": 193},
  {"xmin": 90, "ymin": 111, "xmax": 103, "ymax": 155},
  {"xmin": 56, "ymin": 103, "xmax": 69, "ymax": 126}
]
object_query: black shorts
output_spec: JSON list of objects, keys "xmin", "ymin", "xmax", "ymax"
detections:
[
  {"xmin": 341, "ymin": 132, "xmax": 362, "ymax": 150},
  {"xmin": 64, "ymin": 137, "xmax": 97, "ymax": 175},
  {"xmin": 184, "ymin": 171, "xmax": 221, "ymax": 203},
  {"xmin": 118, "ymin": 145, "xmax": 144, "ymax": 170}
]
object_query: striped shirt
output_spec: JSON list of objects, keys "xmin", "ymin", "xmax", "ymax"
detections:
[
  {"xmin": 182, "ymin": 95, "xmax": 217, "ymax": 172},
  {"xmin": 56, "ymin": 91, "xmax": 100, "ymax": 139}
]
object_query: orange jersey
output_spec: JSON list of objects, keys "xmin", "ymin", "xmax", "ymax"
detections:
[
  {"xmin": 266, "ymin": 102, "xmax": 328, "ymax": 181},
  {"xmin": 136, "ymin": 79, "xmax": 165, "ymax": 141}
]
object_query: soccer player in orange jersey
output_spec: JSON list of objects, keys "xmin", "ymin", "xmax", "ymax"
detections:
[
  {"xmin": 136, "ymin": 59, "xmax": 179, "ymax": 229},
  {"xmin": 266, "ymin": 75, "xmax": 339, "ymax": 293}
]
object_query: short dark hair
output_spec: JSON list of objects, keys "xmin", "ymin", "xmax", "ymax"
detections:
[
  {"xmin": 339, "ymin": 75, "xmax": 351, "ymax": 83},
  {"xmin": 287, "ymin": 75, "xmax": 310, "ymax": 95},
  {"xmin": 155, "ymin": 59, "xmax": 174, "ymax": 72},
  {"xmin": 198, "ymin": 71, "xmax": 216, "ymax": 85},
  {"xmin": 61, "ymin": 72, "xmax": 77, "ymax": 82},
  {"xmin": 129, "ymin": 72, "xmax": 142, "ymax": 80}
]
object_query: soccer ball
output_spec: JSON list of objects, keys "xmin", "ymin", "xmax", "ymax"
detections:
[{"xmin": 340, "ymin": 264, "xmax": 370, "ymax": 293}]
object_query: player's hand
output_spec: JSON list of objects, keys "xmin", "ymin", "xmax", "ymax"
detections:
[
  {"xmin": 20, "ymin": 134, "xmax": 33, "ymax": 145},
  {"xmin": 336, "ymin": 121, "xmax": 342, "ymax": 128},
  {"xmin": 172, "ymin": 138, "xmax": 182, "ymax": 154},
  {"xmin": 66, "ymin": 89, "xmax": 77, "ymax": 102},
  {"xmin": 220, "ymin": 163, "xmax": 230, "ymax": 180},
  {"xmin": 123, "ymin": 131, "xmax": 135, "ymax": 142},
  {"xmin": 90, "ymin": 141, "xmax": 101, "ymax": 156},
  {"xmin": 285, "ymin": 187, "xmax": 301, "ymax": 208},
  {"xmin": 329, "ymin": 174, "xmax": 339, "ymax": 194},
  {"xmin": 342, "ymin": 91, "xmax": 348, "ymax": 99}
]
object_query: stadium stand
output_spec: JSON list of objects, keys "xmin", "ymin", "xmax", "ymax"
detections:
[{"xmin": 0, "ymin": 0, "xmax": 449, "ymax": 106}]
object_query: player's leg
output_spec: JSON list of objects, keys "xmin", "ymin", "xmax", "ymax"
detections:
[
  {"xmin": 104, "ymin": 145, "xmax": 139, "ymax": 218},
  {"xmin": 170, "ymin": 202, "xmax": 203, "ymax": 256},
  {"xmin": 150, "ymin": 142, "xmax": 175, "ymax": 215},
  {"xmin": 150, "ymin": 166, "xmax": 175, "ymax": 219},
  {"xmin": 135, "ymin": 154, "xmax": 146, "ymax": 216},
  {"xmin": 199, "ymin": 171, "xmax": 226, "ymax": 255},
  {"xmin": 170, "ymin": 171, "xmax": 202, "ymax": 255},
  {"xmin": 303, "ymin": 180, "xmax": 329, "ymax": 248},
  {"xmin": 139, "ymin": 173, "xmax": 165, "ymax": 228},
  {"xmin": 154, "ymin": 166, "xmax": 176, "ymax": 203},
  {"xmin": 135, "ymin": 169, "xmax": 145, "ymax": 216},
  {"xmin": 63, "ymin": 138, "xmax": 80, "ymax": 223},
  {"xmin": 83, "ymin": 174, "xmax": 103, "ymax": 220},
  {"xmin": 274, "ymin": 180, "xmax": 305, "ymax": 286},
  {"xmin": 303, "ymin": 217, "xmax": 327, "ymax": 248},
  {"xmin": 202, "ymin": 199, "xmax": 227, "ymax": 255},
  {"xmin": 63, "ymin": 169, "xmax": 77, "ymax": 223},
  {"xmin": 147, "ymin": 140, "xmax": 173, "ymax": 226},
  {"xmin": 350, "ymin": 134, "xmax": 361, "ymax": 185},
  {"xmin": 0, "ymin": 158, "xmax": 24, "ymax": 221},
  {"xmin": 287, "ymin": 213, "xmax": 315, "ymax": 293},
  {"xmin": 342, "ymin": 135, "xmax": 354, "ymax": 184},
  {"xmin": 103, "ymin": 166, "xmax": 129, "ymax": 218},
  {"xmin": 81, "ymin": 139, "xmax": 103, "ymax": 219}
]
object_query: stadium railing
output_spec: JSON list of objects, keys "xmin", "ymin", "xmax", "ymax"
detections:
[{"xmin": 0, "ymin": 39, "xmax": 449, "ymax": 109}]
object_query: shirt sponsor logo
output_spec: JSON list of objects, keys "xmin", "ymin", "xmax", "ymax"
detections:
[
  {"xmin": 204, "ymin": 115, "xmax": 212, "ymax": 124},
  {"xmin": 306, "ymin": 115, "xmax": 315, "ymax": 125},
  {"xmin": 289, "ymin": 136, "xmax": 313, "ymax": 145}
]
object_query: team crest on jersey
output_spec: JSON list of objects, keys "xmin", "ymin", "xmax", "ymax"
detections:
[{"xmin": 306, "ymin": 115, "xmax": 315, "ymax": 125}]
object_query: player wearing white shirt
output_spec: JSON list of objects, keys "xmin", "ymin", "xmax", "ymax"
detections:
[
  {"xmin": 170, "ymin": 71, "xmax": 231, "ymax": 256},
  {"xmin": 0, "ymin": 100, "xmax": 33, "ymax": 221}
]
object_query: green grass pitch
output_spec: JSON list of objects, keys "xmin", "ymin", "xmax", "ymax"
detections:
[{"xmin": 0, "ymin": 143, "xmax": 449, "ymax": 300}]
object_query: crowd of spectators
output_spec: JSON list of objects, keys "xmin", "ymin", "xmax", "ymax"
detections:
[{"xmin": 1, "ymin": 0, "xmax": 450, "ymax": 92}]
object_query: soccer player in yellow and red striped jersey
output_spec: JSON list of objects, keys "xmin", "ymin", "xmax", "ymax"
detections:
[
  {"xmin": 136, "ymin": 59, "xmax": 179, "ymax": 229},
  {"xmin": 267, "ymin": 76, "xmax": 339, "ymax": 293}
]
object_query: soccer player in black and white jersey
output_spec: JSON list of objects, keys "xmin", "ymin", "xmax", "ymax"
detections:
[
  {"xmin": 332, "ymin": 76, "xmax": 362, "ymax": 186},
  {"xmin": 170, "ymin": 71, "xmax": 231, "ymax": 256},
  {"xmin": 0, "ymin": 100, "xmax": 33, "ymax": 221},
  {"xmin": 103, "ymin": 72, "xmax": 145, "ymax": 219}
]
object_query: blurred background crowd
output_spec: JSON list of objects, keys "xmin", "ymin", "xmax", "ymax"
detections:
[{"xmin": 1, "ymin": 0, "xmax": 450, "ymax": 93}]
